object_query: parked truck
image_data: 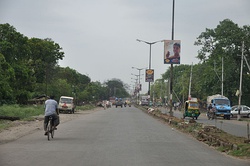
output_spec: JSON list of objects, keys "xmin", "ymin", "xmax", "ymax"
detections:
[{"xmin": 207, "ymin": 94, "xmax": 231, "ymax": 120}]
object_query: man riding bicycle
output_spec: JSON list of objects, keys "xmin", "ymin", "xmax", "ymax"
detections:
[{"xmin": 44, "ymin": 95, "xmax": 60, "ymax": 135}]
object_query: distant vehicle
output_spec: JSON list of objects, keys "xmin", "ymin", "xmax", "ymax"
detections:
[
  {"xmin": 58, "ymin": 96, "xmax": 75, "ymax": 114},
  {"xmin": 231, "ymin": 105, "xmax": 250, "ymax": 118},
  {"xmin": 183, "ymin": 98, "xmax": 200, "ymax": 120},
  {"xmin": 115, "ymin": 98, "xmax": 123, "ymax": 108},
  {"xmin": 140, "ymin": 96, "xmax": 148, "ymax": 106},
  {"xmin": 207, "ymin": 94, "xmax": 231, "ymax": 120},
  {"xmin": 109, "ymin": 97, "xmax": 116, "ymax": 105},
  {"xmin": 127, "ymin": 100, "xmax": 131, "ymax": 107},
  {"xmin": 123, "ymin": 98, "xmax": 131, "ymax": 107}
]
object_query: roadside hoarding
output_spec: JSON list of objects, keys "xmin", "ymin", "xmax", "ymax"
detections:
[
  {"xmin": 145, "ymin": 69, "xmax": 154, "ymax": 82},
  {"xmin": 164, "ymin": 40, "xmax": 181, "ymax": 64}
]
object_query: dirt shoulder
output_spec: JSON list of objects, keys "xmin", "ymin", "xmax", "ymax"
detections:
[{"xmin": 0, "ymin": 107, "xmax": 102, "ymax": 145}]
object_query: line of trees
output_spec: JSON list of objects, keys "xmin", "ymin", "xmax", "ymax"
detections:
[
  {"xmin": 2, "ymin": 19, "xmax": 248, "ymax": 106},
  {"xmin": 151, "ymin": 19, "xmax": 250, "ymax": 106},
  {"xmin": 0, "ymin": 23, "xmax": 129, "ymax": 105}
]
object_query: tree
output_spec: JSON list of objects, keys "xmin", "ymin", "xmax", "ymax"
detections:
[
  {"xmin": 0, "ymin": 23, "xmax": 36, "ymax": 104},
  {"xmin": 0, "ymin": 24, "xmax": 65, "ymax": 104},
  {"xmin": 0, "ymin": 23, "xmax": 130, "ymax": 105},
  {"xmin": 0, "ymin": 53, "xmax": 15, "ymax": 104},
  {"xmin": 104, "ymin": 79, "xmax": 129, "ymax": 98},
  {"xmin": 157, "ymin": 20, "xmax": 250, "ymax": 106},
  {"xmin": 80, "ymin": 82, "xmax": 107, "ymax": 102},
  {"xmin": 0, "ymin": 23, "xmax": 30, "ymax": 64},
  {"xmin": 55, "ymin": 66, "xmax": 90, "ymax": 91},
  {"xmin": 51, "ymin": 66, "xmax": 91, "ymax": 104},
  {"xmin": 28, "ymin": 38, "xmax": 64, "ymax": 95},
  {"xmin": 194, "ymin": 19, "xmax": 250, "ymax": 105}
]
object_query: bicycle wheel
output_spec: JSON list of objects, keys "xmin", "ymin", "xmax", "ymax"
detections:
[
  {"xmin": 50, "ymin": 123, "xmax": 54, "ymax": 138},
  {"xmin": 47, "ymin": 121, "xmax": 50, "ymax": 141}
]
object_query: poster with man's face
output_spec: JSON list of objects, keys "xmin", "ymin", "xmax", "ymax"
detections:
[{"xmin": 164, "ymin": 40, "xmax": 181, "ymax": 64}]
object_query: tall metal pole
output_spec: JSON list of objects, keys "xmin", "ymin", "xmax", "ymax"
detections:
[
  {"xmin": 172, "ymin": 0, "xmax": 175, "ymax": 40},
  {"xmin": 182, "ymin": 75, "xmax": 184, "ymax": 108},
  {"xmin": 131, "ymin": 75, "xmax": 139, "ymax": 102},
  {"xmin": 148, "ymin": 44, "xmax": 152, "ymax": 97},
  {"xmin": 139, "ymin": 69, "xmax": 141, "ymax": 102},
  {"xmin": 237, "ymin": 41, "xmax": 244, "ymax": 120},
  {"xmin": 169, "ymin": 0, "xmax": 175, "ymax": 116},
  {"xmin": 188, "ymin": 63, "xmax": 193, "ymax": 99},
  {"xmin": 132, "ymin": 67, "xmax": 145, "ymax": 104},
  {"xmin": 222, "ymin": 56, "xmax": 224, "ymax": 96},
  {"xmin": 136, "ymin": 39, "xmax": 163, "ymax": 105}
]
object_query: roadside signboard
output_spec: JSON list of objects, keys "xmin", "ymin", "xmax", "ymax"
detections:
[
  {"xmin": 145, "ymin": 69, "xmax": 154, "ymax": 82},
  {"xmin": 164, "ymin": 40, "xmax": 181, "ymax": 64}
]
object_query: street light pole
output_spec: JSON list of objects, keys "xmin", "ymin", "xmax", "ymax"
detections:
[
  {"xmin": 238, "ymin": 41, "xmax": 244, "ymax": 121},
  {"xmin": 131, "ymin": 73, "xmax": 140, "ymax": 104},
  {"xmin": 169, "ymin": 0, "xmax": 175, "ymax": 116},
  {"xmin": 132, "ymin": 67, "xmax": 145, "ymax": 90},
  {"xmin": 136, "ymin": 39, "xmax": 163, "ymax": 101},
  {"xmin": 132, "ymin": 67, "xmax": 145, "ymax": 105}
]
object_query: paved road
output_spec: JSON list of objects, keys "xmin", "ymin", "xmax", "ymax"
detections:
[
  {"xmin": 160, "ymin": 108, "xmax": 250, "ymax": 138},
  {"xmin": 0, "ymin": 106, "xmax": 249, "ymax": 166}
]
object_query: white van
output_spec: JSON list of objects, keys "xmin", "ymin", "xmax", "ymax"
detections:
[
  {"xmin": 140, "ymin": 96, "xmax": 149, "ymax": 106},
  {"xmin": 58, "ymin": 96, "xmax": 75, "ymax": 114}
]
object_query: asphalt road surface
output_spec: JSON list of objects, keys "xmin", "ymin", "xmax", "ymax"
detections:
[{"xmin": 0, "ymin": 106, "xmax": 249, "ymax": 166}]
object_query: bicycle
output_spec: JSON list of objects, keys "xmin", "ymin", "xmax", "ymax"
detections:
[{"xmin": 46, "ymin": 116, "xmax": 55, "ymax": 141}]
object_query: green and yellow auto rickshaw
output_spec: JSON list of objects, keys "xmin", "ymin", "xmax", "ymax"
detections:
[{"xmin": 183, "ymin": 99, "xmax": 200, "ymax": 119}]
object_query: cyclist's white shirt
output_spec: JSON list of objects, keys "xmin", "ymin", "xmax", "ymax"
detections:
[{"xmin": 45, "ymin": 99, "xmax": 58, "ymax": 116}]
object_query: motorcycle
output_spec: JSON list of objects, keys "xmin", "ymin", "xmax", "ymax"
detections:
[{"xmin": 207, "ymin": 109, "xmax": 216, "ymax": 120}]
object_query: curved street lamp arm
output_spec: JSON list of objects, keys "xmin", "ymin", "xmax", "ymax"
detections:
[{"xmin": 136, "ymin": 39, "xmax": 164, "ymax": 45}]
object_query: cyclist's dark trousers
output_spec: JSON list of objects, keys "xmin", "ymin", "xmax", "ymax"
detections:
[{"xmin": 44, "ymin": 114, "xmax": 59, "ymax": 131}]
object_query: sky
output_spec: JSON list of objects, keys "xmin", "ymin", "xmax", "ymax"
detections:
[{"xmin": 1, "ymin": 0, "xmax": 249, "ymax": 94}]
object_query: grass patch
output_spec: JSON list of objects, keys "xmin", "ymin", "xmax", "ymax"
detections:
[
  {"xmin": 0, "ymin": 104, "xmax": 44, "ymax": 120},
  {"xmin": 229, "ymin": 144, "xmax": 250, "ymax": 157},
  {"xmin": 0, "ymin": 120, "xmax": 12, "ymax": 131},
  {"xmin": 0, "ymin": 104, "xmax": 44, "ymax": 131},
  {"xmin": 76, "ymin": 104, "xmax": 96, "ymax": 111}
]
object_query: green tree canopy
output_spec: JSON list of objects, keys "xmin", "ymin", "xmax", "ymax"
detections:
[
  {"xmin": 0, "ymin": 23, "xmax": 65, "ymax": 104},
  {"xmin": 156, "ymin": 19, "xmax": 250, "ymax": 106},
  {"xmin": 104, "ymin": 78, "xmax": 129, "ymax": 98}
]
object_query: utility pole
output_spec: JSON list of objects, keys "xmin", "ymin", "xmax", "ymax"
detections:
[
  {"xmin": 132, "ymin": 67, "xmax": 145, "ymax": 104},
  {"xmin": 188, "ymin": 63, "xmax": 193, "ymax": 100},
  {"xmin": 237, "ymin": 41, "xmax": 244, "ymax": 121},
  {"xmin": 169, "ymin": 0, "xmax": 175, "ymax": 116},
  {"xmin": 222, "ymin": 56, "xmax": 224, "ymax": 96}
]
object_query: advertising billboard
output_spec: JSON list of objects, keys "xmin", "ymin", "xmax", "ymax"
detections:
[
  {"xmin": 164, "ymin": 40, "xmax": 181, "ymax": 64},
  {"xmin": 145, "ymin": 69, "xmax": 154, "ymax": 82}
]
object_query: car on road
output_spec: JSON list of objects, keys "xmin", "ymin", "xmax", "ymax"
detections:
[
  {"xmin": 231, "ymin": 105, "xmax": 250, "ymax": 118},
  {"xmin": 140, "ymin": 96, "xmax": 149, "ymax": 106},
  {"xmin": 115, "ymin": 99, "xmax": 123, "ymax": 108},
  {"xmin": 58, "ymin": 96, "xmax": 75, "ymax": 114}
]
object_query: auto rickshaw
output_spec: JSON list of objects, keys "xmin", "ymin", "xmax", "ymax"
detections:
[{"xmin": 183, "ymin": 99, "xmax": 200, "ymax": 119}]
